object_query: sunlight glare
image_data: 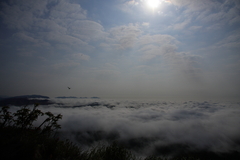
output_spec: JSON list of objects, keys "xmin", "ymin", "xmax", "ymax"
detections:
[{"xmin": 146, "ymin": 0, "xmax": 160, "ymax": 9}]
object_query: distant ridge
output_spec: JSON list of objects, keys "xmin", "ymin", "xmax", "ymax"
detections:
[
  {"xmin": 91, "ymin": 97, "xmax": 100, "ymax": 99},
  {"xmin": 0, "ymin": 95, "xmax": 101, "ymax": 106},
  {"xmin": 56, "ymin": 96, "xmax": 78, "ymax": 99},
  {"xmin": 56, "ymin": 96, "xmax": 100, "ymax": 99},
  {"xmin": 13, "ymin": 95, "xmax": 50, "ymax": 99},
  {"xmin": 0, "ymin": 95, "xmax": 9, "ymax": 100},
  {"xmin": 0, "ymin": 95, "xmax": 52, "ymax": 106}
]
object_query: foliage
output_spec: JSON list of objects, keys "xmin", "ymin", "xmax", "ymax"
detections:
[
  {"xmin": 81, "ymin": 142, "xmax": 138, "ymax": 160},
  {"xmin": 0, "ymin": 105, "xmax": 68, "ymax": 160},
  {"xmin": 144, "ymin": 156, "xmax": 167, "ymax": 160},
  {"xmin": 0, "ymin": 106, "xmax": 14, "ymax": 127},
  {"xmin": 0, "ymin": 104, "xmax": 62, "ymax": 135}
]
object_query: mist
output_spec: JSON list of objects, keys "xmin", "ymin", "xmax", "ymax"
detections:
[{"xmin": 15, "ymin": 98, "xmax": 240, "ymax": 157}]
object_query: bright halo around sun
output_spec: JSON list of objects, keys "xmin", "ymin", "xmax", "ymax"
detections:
[{"xmin": 146, "ymin": 0, "xmax": 160, "ymax": 9}]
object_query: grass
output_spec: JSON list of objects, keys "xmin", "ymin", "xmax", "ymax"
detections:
[{"xmin": 0, "ymin": 105, "xmax": 239, "ymax": 160}]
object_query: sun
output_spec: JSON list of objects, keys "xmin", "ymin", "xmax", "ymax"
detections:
[{"xmin": 146, "ymin": 0, "xmax": 160, "ymax": 9}]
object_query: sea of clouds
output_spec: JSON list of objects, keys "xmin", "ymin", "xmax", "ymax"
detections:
[{"xmin": 10, "ymin": 98, "xmax": 240, "ymax": 157}]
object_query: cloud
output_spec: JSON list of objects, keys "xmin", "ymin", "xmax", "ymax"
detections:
[
  {"xmin": 170, "ymin": 18, "xmax": 191, "ymax": 31},
  {"xmin": 13, "ymin": 32, "xmax": 39, "ymax": 43},
  {"xmin": 73, "ymin": 53, "xmax": 90, "ymax": 61},
  {"xmin": 0, "ymin": 0, "xmax": 103, "ymax": 55},
  {"xmin": 135, "ymin": 33, "xmax": 203, "ymax": 83},
  {"xmin": 68, "ymin": 20, "xmax": 106, "ymax": 42},
  {"xmin": 109, "ymin": 23, "xmax": 142, "ymax": 50},
  {"xmin": 170, "ymin": 0, "xmax": 240, "ymax": 28},
  {"xmin": 142, "ymin": 22, "xmax": 149, "ymax": 26},
  {"xmin": 30, "ymin": 98, "xmax": 240, "ymax": 157},
  {"xmin": 171, "ymin": 0, "xmax": 219, "ymax": 12},
  {"xmin": 48, "ymin": 0, "xmax": 87, "ymax": 20},
  {"xmin": 215, "ymin": 33, "xmax": 240, "ymax": 49},
  {"xmin": 118, "ymin": 0, "xmax": 140, "ymax": 13},
  {"xmin": 127, "ymin": 0, "xmax": 139, "ymax": 6},
  {"xmin": 138, "ymin": 34, "xmax": 178, "ymax": 46},
  {"xmin": 49, "ymin": 52, "xmax": 90, "ymax": 73},
  {"xmin": 0, "ymin": 0, "xmax": 46, "ymax": 30},
  {"xmin": 1, "ymin": 0, "xmax": 239, "ymax": 99},
  {"xmin": 137, "ymin": 34, "xmax": 178, "ymax": 61},
  {"xmin": 189, "ymin": 25, "xmax": 202, "ymax": 31},
  {"xmin": 43, "ymin": 31, "xmax": 89, "ymax": 50}
]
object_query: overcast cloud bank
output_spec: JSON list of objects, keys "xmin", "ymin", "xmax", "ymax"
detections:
[{"xmin": 0, "ymin": 0, "xmax": 239, "ymax": 99}]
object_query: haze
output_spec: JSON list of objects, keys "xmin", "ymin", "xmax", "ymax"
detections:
[{"xmin": 0, "ymin": 0, "xmax": 239, "ymax": 100}]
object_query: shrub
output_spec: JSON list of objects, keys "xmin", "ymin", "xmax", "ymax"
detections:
[
  {"xmin": 0, "ymin": 104, "xmax": 62, "ymax": 134},
  {"xmin": 82, "ymin": 142, "xmax": 138, "ymax": 160},
  {"xmin": 0, "ymin": 105, "xmax": 83, "ymax": 160}
]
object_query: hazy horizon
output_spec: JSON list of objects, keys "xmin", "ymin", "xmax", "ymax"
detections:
[{"xmin": 1, "ymin": 94, "xmax": 239, "ymax": 102}]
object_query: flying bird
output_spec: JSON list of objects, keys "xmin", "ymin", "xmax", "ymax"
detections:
[{"xmin": 68, "ymin": 87, "xmax": 71, "ymax": 89}]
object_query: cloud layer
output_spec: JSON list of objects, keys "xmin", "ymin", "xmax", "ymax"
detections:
[{"xmin": 17, "ymin": 98, "xmax": 240, "ymax": 157}]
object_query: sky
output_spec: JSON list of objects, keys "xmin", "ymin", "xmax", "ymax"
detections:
[{"xmin": 0, "ymin": 0, "xmax": 240, "ymax": 99}]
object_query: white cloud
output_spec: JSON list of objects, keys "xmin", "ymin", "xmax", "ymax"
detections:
[
  {"xmin": 109, "ymin": 23, "xmax": 142, "ymax": 50},
  {"xmin": 44, "ymin": 31, "xmax": 87, "ymax": 46},
  {"xmin": 49, "ymin": 53, "xmax": 90, "ymax": 72},
  {"xmin": 73, "ymin": 53, "xmax": 90, "ymax": 61},
  {"xmin": 170, "ymin": 0, "xmax": 240, "ymax": 29},
  {"xmin": 68, "ymin": 20, "xmax": 106, "ymax": 42},
  {"xmin": 142, "ymin": 22, "xmax": 150, "ymax": 27},
  {"xmin": 118, "ymin": 0, "xmax": 140, "ymax": 13},
  {"xmin": 138, "ymin": 34, "xmax": 178, "ymax": 46},
  {"xmin": 135, "ymin": 33, "xmax": 204, "ymax": 85},
  {"xmin": 189, "ymin": 25, "xmax": 202, "ymax": 31},
  {"xmin": 48, "ymin": 0, "xmax": 87, "ymax": 21},
  {"xmin": 171, "ymin": 0, "xmax": 220, "ymax": 12},
  {"xmin": 127, "ymin": 0, "xmax": 139, "ymax": 6},
  {"xmin": 171, "ymin": 19, "xmax": 191, "ymax": 30},
  {"xmin": 215, "ymin": 32, "xmax": 240, "ymax": 49},
  {"xmin": 32, "ymin": 99, "xmax": 240, "ymax": 157},
  {"xmin": 137, "ymin": 34, "xmax": 178, "ymax": 61},
  {"xmin": 0, "ymin": 0, "xmax": 104, "ymax": 55}
]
